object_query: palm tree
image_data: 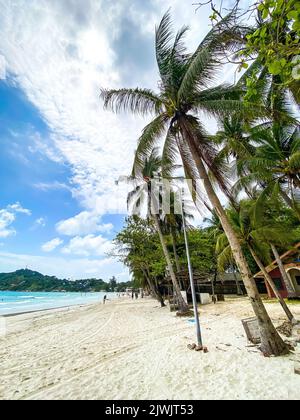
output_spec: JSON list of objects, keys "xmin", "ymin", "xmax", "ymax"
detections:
[
  {"xmin": 205, "ymin": 210, "xmax": 243, "ymax": 295},
  {"xmin": 127, "ymin": 149, "xmax": 189, "ymax": 313},
  {"xmin": 113, "ymin": 216, "xmax": 166, "ymax": 307},
  {"xmin": 101, "ymin": 12, "xmax": 289, "ymax": 355},
  {"xmin": 238, "ymin": 124, "xmax": 300, "ymax": 221},
  {"xmin": 216, "ymin": 201, "xmax": 297, "ymax": 323},
  {"xmin": 162, "ymin": 191, "xmax": 194, "ymax": 272}
]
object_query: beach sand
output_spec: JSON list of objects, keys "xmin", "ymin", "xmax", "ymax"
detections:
[{"xmin": 1, "ymin": 296, "xmax": 300, "ymax": 400}]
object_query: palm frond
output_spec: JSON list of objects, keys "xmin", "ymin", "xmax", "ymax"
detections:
[
  {"xmin": 155, "ymin": 10, "xmax": 174, "ymax": 87},
  {"xmin": 161, "ymin": 128, "xmax": 179, "ymax": 178},
  {"xmin": 177, "ymin": 12, "xmax": 245, "ymax": 100},
  {"xmin": 132, "ymin": 113, "xmax": 169, "ymax": 176},
  {"xmin": 100, "ymin": 88, "xmax": 163, "ymax": 116}
]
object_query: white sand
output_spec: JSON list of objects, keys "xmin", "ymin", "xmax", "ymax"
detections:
[{"xmin": 1, "ymin": 297, "xmax": 300, "ymax": 400}]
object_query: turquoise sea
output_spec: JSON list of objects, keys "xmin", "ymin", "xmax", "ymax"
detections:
[{"xmin": 0, "ymin": 291, "xmax": 116, "ymax": 316}]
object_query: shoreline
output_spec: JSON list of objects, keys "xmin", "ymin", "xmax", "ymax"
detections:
[
  {"xmin": 1, "ymin": 296, "xmax": 300, "ymax": 400},
  {"xmin": 1, "ymin": 302, "xmax": 96, "ymax": 318},
  {"xmin": 0, "ymin": 291, "xmax": 117, "ymax": 318}
]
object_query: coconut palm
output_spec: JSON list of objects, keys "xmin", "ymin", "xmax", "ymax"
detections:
[
  {"xmin": 114, "ymin": 216, "xmax": 166, "ymax": 307},
  {"xmin": 101, "ymin": 12, "xmax": 289, "ymax": 354},
  {"xmin": 161, "ymin": 191, "xmax": 194, "ymax": 272},
  {"xmin": 126, "ymin": 149, "xmax": 189, "ymax": 313}
]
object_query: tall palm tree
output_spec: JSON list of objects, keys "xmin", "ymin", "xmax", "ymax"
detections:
[
  {"xmin": 162, "ymin": 191, "xmax": 194, "ymax": 272},
  {"xmin": 127, "ymin": 149, "xmax": 189, "ymax": 313},
  {"xmin": 101, "ymin": 12, "xmax": 289, "ymax": 355},
  {"xmin": 114, "ymin": 216, "xmax": 166, "ymax": 307}
]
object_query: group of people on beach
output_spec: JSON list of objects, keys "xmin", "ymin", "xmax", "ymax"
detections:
[{"xmin": 103, "ymin": 290, "xmax": 144, "ymax": 304}]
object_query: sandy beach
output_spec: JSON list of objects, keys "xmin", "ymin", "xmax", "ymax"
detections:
[{"xmin": 1, "ymin": 297, "xmax": 300, "ymax": 400}]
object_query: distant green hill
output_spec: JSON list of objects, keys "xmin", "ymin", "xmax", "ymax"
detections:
[{"xmin": 0, "ymin": 269, "xmax": 132, "ymax": 292}]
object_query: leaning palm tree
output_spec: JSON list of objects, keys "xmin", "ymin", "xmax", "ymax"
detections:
[
  {"xmin": 101, "ymin": 12, "xmax": 289, "ymax": 355},
  {"xmin": 127, "ymin": 148, "xmax": 189, "ymax": 313}
]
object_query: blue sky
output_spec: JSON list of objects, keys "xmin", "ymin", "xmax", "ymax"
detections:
[{"xmin": 0, "ymin": 0, "xmax": 232, "ymax": 279}]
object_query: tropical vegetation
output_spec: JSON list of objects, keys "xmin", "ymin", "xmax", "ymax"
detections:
[{"xmin": 102, "ymin": 4, "xmax": 299, "ymax": 356}]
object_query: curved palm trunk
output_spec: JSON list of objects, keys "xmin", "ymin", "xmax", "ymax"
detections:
[
  {"xmin": 142, "ymin": 268, "xmax": 165, "ymax": 307},
  {"xmin": 249, "ymin": 246, "xmax": 296, "ymax": 323},
  {"xmin": 271, "ymin": 243, "xmax": 297, "ymax": 299},
  {"xmin": 152, "ymin": 213, "xmax": 189, "ymax": 313},
  {"xmin": 180, "ymin": 122, "xmax": 289, "ymax": 355}
]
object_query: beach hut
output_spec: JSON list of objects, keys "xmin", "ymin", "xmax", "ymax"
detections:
[{"xmin": 254, "ymin": 243, "xmax": 300, "ymax": 299}]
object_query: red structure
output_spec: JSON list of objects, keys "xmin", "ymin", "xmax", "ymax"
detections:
[{"xmin": 254, "ymin": 243, "xmax": 300, "ymax": 299}]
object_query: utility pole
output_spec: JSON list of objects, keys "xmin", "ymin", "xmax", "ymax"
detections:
[{"xmin": 180, "ymin": 189, "xmax": 203, "ymax": 348}]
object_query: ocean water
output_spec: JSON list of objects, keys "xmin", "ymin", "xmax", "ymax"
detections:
[{"xmin": 0, "ymin": 291, "xmax": 116, "ymax": 316}]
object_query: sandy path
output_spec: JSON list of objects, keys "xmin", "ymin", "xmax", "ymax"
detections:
[{"xmin": 1, "ymin": 297, "xmax": 300, "ymax": 400}]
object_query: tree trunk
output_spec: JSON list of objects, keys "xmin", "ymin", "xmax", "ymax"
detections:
[
  {"xmin": 142, "ymin": 268, "xmax": 165, "ymax": 307},
  {"xmin": 271, "ymin": 243, "xmax": 297, "ymax": 299},
  {"xmin": 171, "ymin": 229, "xmax": 181, "ymax": 272},
  {"xmin": 249, "ymin": 246, "xmax": 296, "ymax": 323},
  {"xmin": 180, "ymin": 120, "xmax": 289, "ymax": 355},
  {"xmin": 152, "ymin": 214, "xmax": 189, "ymax": 313},
  {"xmin": 232, "ymin": 266, "xmax": 243, "ymax": 295}
]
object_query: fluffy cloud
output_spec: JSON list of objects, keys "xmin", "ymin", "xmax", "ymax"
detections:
[
  {"xmin": 0, "ymin": 203, "xmax": 31, "ymax": 238},
  {"xmin": 56, "ymin": 211, "xmax": 113, "ymax": 236},
  {"xmin": 42, "ymin": 238, "xmax": 64, "ymax": 253},
  {"xmin": 62, "ymin": 234, "xmax": 113, "ymax": 257},
  {"xmin": 0, "ymin": 210, "xmax": 16, "ymax": 238},
  {"xmin": 7, "ymin": 202, "xmax": 31, "ymax": 215}
]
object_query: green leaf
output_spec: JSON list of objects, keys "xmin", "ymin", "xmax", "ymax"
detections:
[
  {"xmin": 268, "ymin": 61, "xmax": 282, "ymax": 75},
  {"xmin": 262, "ymin": 8, "xmax": 269, "ymax": 19},
  {"xmin": 293, "ymin": 20, "xmax": 300, "ymax": 30},
  {"xmin": 287, "ymin": 10, "xmax": 298, "ymax": 20}
]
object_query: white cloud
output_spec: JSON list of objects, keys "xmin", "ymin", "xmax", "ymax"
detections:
[
  {"xmin": 56, "ymin": 211, "xmax": 113, "ymax": 236},
  {"xmin": 42, "ymin": 238, "xmax": 64, "ymax": 253},
  {"xmin": 35, "ymin": 217, "xmax": 46, "ymax": 227},
  {"xmin": 0, "ymin": 203, "xmax": 31, "ymax": 238},
  {"xmin": 0, "ymin": 0, "xmax": 188, "ymax": 218},
  {"xmin": 62, "ymin": 234, "xmax": 113, "ymax": 257},
  {"xmin": 0, "ymin": 54, "xmax": 6, "ymax": 80},
  {"xmin": 33, "ymin": 181, "xmax": 71, "ymax": 192},
  {"xmin": 7, "ymin": 202, "xmax": 31, "ymax": 216},
  {"xmin": 0, "ymin": 251, "xmax": 126, "ymax": 280},
  {"xmin": 0, "ymin": 209, "xmax": 16, "ymax": 238}
]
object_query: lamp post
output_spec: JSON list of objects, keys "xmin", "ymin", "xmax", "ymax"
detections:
[{"xmin": 179, "ymin": 188, "xmax": 203, "ymax": 348}]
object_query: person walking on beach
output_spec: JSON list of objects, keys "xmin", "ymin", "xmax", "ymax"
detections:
[{"xmin": 103, "ymin": 295, "xmax": 107, "ymax": 305}]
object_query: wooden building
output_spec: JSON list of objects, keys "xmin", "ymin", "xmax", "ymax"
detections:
[{"xmin": 254, "ymin": 243, "xmax": 300, "ymax": 299}]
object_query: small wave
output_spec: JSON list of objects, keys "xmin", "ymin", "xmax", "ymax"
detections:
[{"xmin": 18, "ymin": 296, "xmax": 36, "ymax": 300}]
